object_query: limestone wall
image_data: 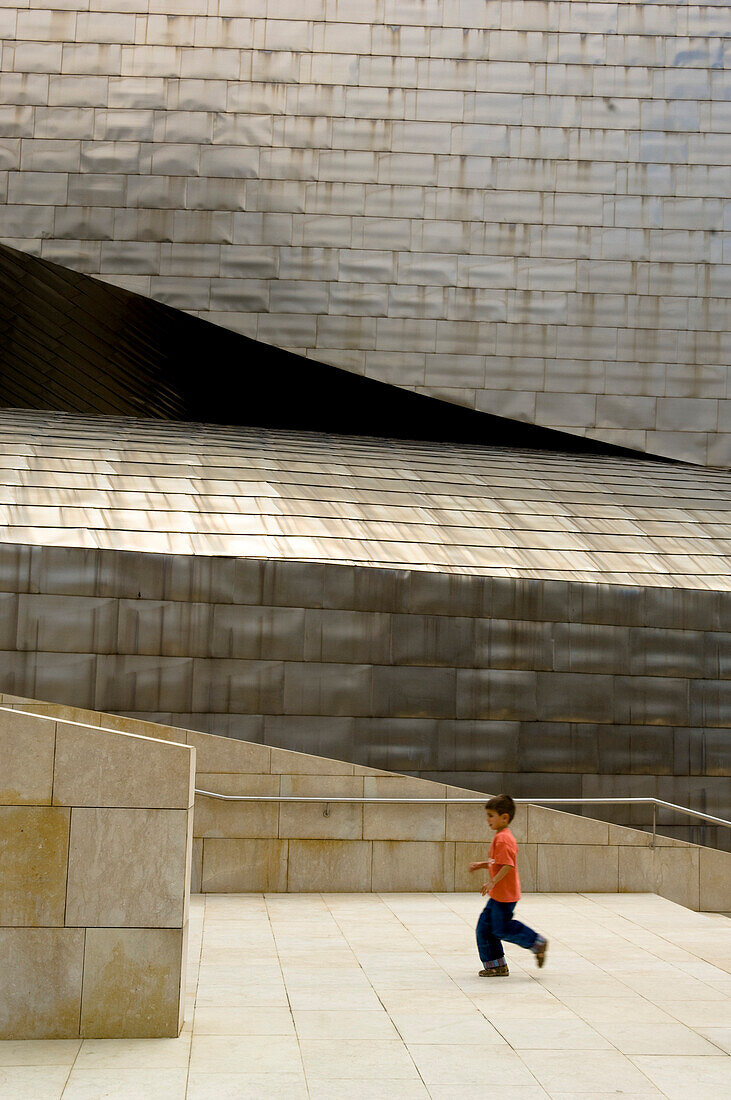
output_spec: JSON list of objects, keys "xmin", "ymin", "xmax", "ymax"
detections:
[
  {"xmin": 2, "ymin": 695, "xmax": 728, "ymax": 913},
  {"xmin": 0, "ymin": 1, "xmax": 729, "ymax": 464},
  {"xmin": 0, "ymin": 705, "xmax": 195, "ymax": 1040}
]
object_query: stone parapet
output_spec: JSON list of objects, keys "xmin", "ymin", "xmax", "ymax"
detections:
[
  {"xmin": 0, "ymin": 705, "xmax": 195, "ymax": 1040},
  {"xmin": 2, "ymin": 696, "xmax": 727, "ymax": 913}
]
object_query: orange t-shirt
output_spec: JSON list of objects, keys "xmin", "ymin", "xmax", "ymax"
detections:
[{"xmin": 488, "ymin": 827, "xmax": 521, "ymax": 902}]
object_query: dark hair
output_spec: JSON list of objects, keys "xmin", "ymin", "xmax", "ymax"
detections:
[{"xmin": 485, "ymin": 794, "xmax": 515, "ymax": 821}]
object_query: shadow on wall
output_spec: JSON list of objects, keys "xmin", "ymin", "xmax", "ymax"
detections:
[{"xmin": 0, "ymin": 241, "xmax": 646, "ymax": 457}]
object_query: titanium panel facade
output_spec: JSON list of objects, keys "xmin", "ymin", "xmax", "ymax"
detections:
[
  {"xmin": 0, "ymin": 1, "xmax": 729, "ymax": 465},
  {"xmin": 1, "ymin": 409, "xmax": 731, "ymax": 587}
]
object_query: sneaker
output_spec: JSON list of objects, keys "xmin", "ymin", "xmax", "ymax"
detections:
[
  {"xmin": 534, "ymin": 938, "xmax": 548, "ymax": 969},
  {"xmin": 479, "ymin": 965, "xmax": 509, "ymax": 977}
]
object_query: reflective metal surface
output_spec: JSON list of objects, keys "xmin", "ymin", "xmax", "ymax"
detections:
[
  {"xmin": 1, "ymin": 409, "xmax": 730, "ymax": 588},
  {"xmin": 0, "ymin": 2, "xmax": 729, "ymax": 465}
]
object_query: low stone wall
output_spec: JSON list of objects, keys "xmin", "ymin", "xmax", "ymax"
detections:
[
  {"xmin": 0, "ymin": 705, "xmax": 195, "ymax": 1040},
  {"xmin": 3, "ymin": 694, "xmax": 728, "ymax": 913}
]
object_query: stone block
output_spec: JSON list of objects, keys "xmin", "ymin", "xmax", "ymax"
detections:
[
  {"xmin": 618, "ymin": 845, "xmax": 655, "ymax": 895},
  {"xmin": 279, "ymin": 775, "xmax": 363, "ymax": 840},
  {"xmin": 194, "ymin": 773, "xmax": 279, "ymax": 839},
  {"xmin": 187, "ymin": 729, "xmax": 270, "ymax": 774},
  {"xmin": 372, "ymin": 841, "xmax": 455, "ymax": 892},
  {"xmin": 0, "ymin": 708, "xmax": 55, "ymax": 805},
  {"xmin": 0, "ymin": 928, "xmax": 84, "ymax": 1039},
  {"xmin": 363, "ymin": 798, "xmax": 446, "ymax": 842},
  {"xmin": 270, "ymin": 745, "xmax": 353, "ymax": 776},
  {"xmin": 0, "ymin": 806, "xmax": 69, "ymax": 926},
  {"xmin": 446, "ymin": 797, "xmax": 490, "ymax": 844},
  {"xmin": 528, "ymin": 806, "xmax": 609, "ymax": 846},
  {"xmin": 80, "ymin": 927, "xmax": 185, "ymax": 1038},
  {"xmin": 699, "ymin": 847, "xmax": 731, "ymax": 913},
  {"xmin": 201, "ymin": 838, "xmax": 288, "ymax": 892},
  {"xmin": 537, "ymin": 845, "xmax": 619, "ymax": 893},
  {"xmin": 53, "ymin": 721, "xmax": 194, "ymax": 809},
  {"xmin": 287, "ymin": 839, "xmax": 372, "ymax": 892},
  {"xmin": 609, "ymin": 824, "xmax": 652, "ymax": 848},
  {"xmin": 191, "ymin": 838, "xmax": 203, "ymax": 893},
  {"xmin": 654, "ymin": 846, "xmax": 700, "ymax": 912},
  {"xmin": 66, "ymin": 807, "xmax": 189, "ymax": 928},
  {"xmin": 363, "ymin": 776, "xmax": 446, "ymax": 841}
]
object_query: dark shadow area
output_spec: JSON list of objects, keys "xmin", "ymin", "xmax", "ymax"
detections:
[{"xmin": 0, "ymin": 242, "xmax": 650, "ymax": 458}]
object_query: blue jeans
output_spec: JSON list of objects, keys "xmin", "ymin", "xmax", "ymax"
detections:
[{"xmin": 476, "ymin": 898, "xmax": 540, "ymax": 968}]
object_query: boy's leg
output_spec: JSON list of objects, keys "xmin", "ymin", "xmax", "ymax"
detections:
[
  {"xmin": 476, "ymin": 900, "xmax": 508, "ymax": 973},
  {"xmin": 491, "ymin": 901, "xmax": 548, "ymax": 965}
]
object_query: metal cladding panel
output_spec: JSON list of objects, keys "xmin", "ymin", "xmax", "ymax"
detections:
[
  {"xmin": 0, "ymin": 2, "xmax": 730, "ymax": 464},
  {"xmin": 0, "ymin": 409, "xmax": 730, "ymax": 589}
]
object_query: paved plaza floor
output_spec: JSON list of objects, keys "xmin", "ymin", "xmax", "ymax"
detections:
[{"xmin": 2, "ymin": 892, "xmax": 730, "ymax": 1099}]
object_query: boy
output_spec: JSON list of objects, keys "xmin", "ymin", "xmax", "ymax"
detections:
[{"xmin": 469, "ymin": 794, "xmax": 548, "ymax": 977}]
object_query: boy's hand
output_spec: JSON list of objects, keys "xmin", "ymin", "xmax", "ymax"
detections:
[
  {"xmin": 468, "ymin": 861, "xmax": 484, "ymax": 872},
  {"xmin": 480, "ymin": 882, "xmax": 492, "ymax": 897}
]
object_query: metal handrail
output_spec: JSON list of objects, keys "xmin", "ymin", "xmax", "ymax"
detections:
[{"xmin": 194, "ymin": 791, "xmax": 730, "ymax": 848}]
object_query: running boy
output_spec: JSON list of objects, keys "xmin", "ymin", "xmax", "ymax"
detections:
[{"xmin": 469, "ymin": 794, "xmax": 548, "ymax": 976}]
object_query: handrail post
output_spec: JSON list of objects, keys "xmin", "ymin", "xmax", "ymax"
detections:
[{"xmin": 651, "ymin": 802, "xmax": 657, "ymax": 849}]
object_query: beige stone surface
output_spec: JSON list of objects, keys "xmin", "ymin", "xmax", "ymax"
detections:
[
  {"xmin": 188, "ymin": 730, "xmax": 271, "ymax": 775},
  {"xmin": 699, "ymin": 848, "xmax": 731, "ymax": 912},
  {"xmin": 287, "ymin": 839, "xmax": 372, "ymax": 892},
  {"xmin": 270, "ymin": 746, "xmax": 353, "ymax": 775},
  {"xmin": 363, "ymin": 773, "xmax": 447, "ymax": 843},
  {"xmin": 94, "ymin": 713, "xmax": 187, "ymax": 744},
  {"xmin": 363, "ymin": 776, "xmax": 447, "ymax": 799},
  {"xmin": 364, "ymin": 801, "xmax": 446, "ymax": 842},
  {"xmin": 537, "ymin": 844, "xmax": 619, "ymax": 893},
  {"xmin": 201, "ymin": 839, "xmax": 288, "ymax": 892},
  {"xmin": 608, "ymin": 823, "xmax": 652, "ymax": 847},
  {"xmin": 0, "ymin": 806, "xmax": 70, "ymax": 926},
  {"xmin": 516, "ymin": 842, "xmax": 539, "ymax": 893},
  {"xmin": 191, "ymin": 839, "xmax": 203, "ymax": 894},
  {"xmin": 66, "ymin": 807, "xmax": 189, "ymax": 928},
  {"xmin": 279, "ymin": 775, "xmax": 364, "ymax": 840},
  {"xmin": 371, "ymin": 841, "xmax": 455, "ymax": 892},
  {"xmin": 618, "ymin": 845, "xmax": 656, "ymax": 895},
  {"xmin": 453, "ymin": 842, "xmax": 490, "ymax": 892},
  {"xmin": 10, "ymin": 703, "xmax": 102, "ymax": 726},
  {"xmin": 0, "ymin": 709, "xmax": 56, "ymax": 805},
  {"xmin": 0, "ymin": 928, "xmax": 84, "ymax": 1039},
  {"xmin": 529, "ymin": 806, "xmax": 609, "ymax": 846},
  {"xmin": 53, "ymin": 721, "xmax": 194, "ymax": 809},
  {"xmin": 654, "ymin": 846, "xmax": 701, "ymax": 911},
  {"xmin": 194, "ymin": 773, "xmax": 279, "ymax": 839},
  {"xmin": 445, "ymin": 802, "xmax": 486, "ymax": 842},
  {"xmin": 80, "ymin": 927, "xmax": 185, "ymax": 1039}
]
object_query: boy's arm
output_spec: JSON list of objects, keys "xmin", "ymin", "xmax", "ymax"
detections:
[
  {"xmin": 468, "ymin": 860, "xmax": 490, "ymax": 872},
  {"xmin": 479, "ymin": 863, "xmax": 511, "ymax": 897}
]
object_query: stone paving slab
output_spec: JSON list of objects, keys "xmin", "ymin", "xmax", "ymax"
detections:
[{"xmin": 0, "ymin": 892, "xmax": 729, "ymax": 1098}]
